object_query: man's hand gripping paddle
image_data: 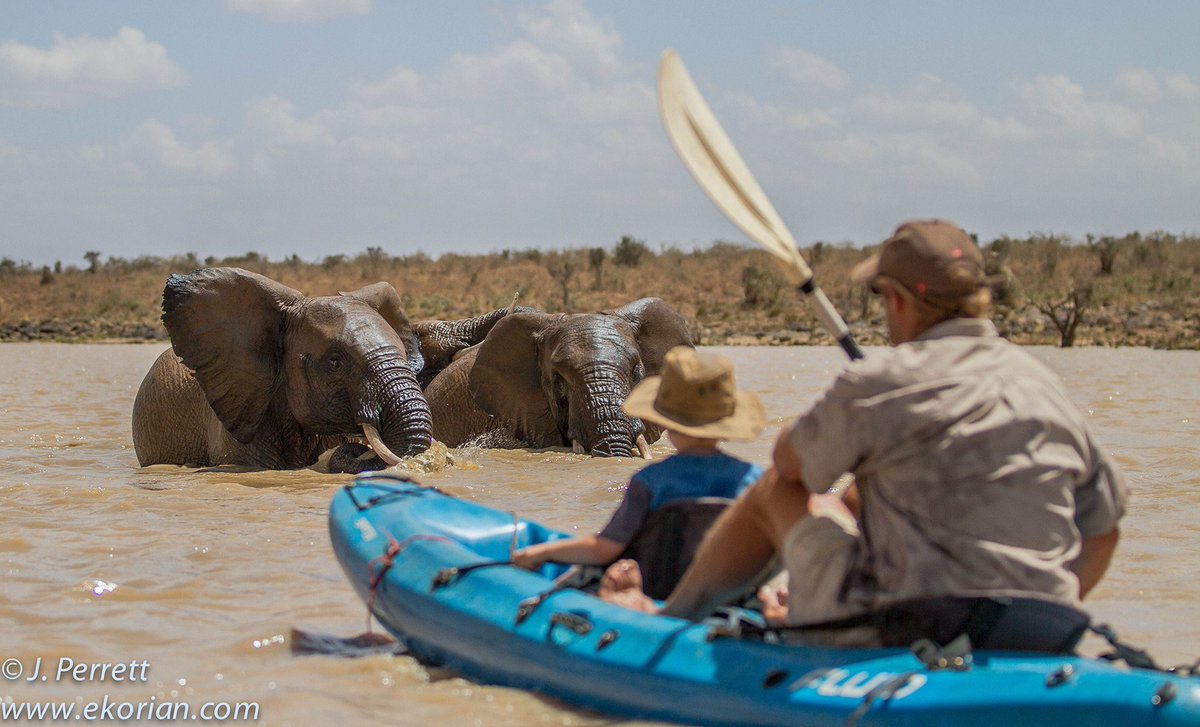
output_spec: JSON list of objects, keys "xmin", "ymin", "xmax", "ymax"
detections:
[{"xmin": 657, "ymin": 49, "xmax": 864, "ymax": 360}]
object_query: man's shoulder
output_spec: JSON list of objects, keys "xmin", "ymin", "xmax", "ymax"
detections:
[{"xmin": 829, "ymin": 329, "xmax": 1058, "ymax": 404}]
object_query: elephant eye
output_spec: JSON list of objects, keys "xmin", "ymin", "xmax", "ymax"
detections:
[{"xmin": 326, "ymin": 352, "xmax": 343, "ymax": 371}]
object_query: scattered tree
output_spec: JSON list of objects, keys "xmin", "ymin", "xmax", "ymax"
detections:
[
  {"xmin": 588, "ymin": 247, "xmax": 606, "ymax": 290},
  {"xmin": 543, "ymin": 251, "xmax": 576, "ymax": 310},
  {"xmin": 1087, "ymin": 234, "xmax": 1121, "ymax": 275},
  {"xmin": 741, "ymin": 264, "xmax": 783, "ymax": 309},
  {"xmin": 84, "ymin": 250, "xmax": 102, "ymax": 273},
  {"xmin": 1035, "ymin": 285, "xmax": 1093, "ymax": 348},
  {"xmin": 613, "ymin": 235, "xmax": 650, "ymax": 267}
]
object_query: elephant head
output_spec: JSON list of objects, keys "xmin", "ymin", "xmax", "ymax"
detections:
[
  {"xmin": 468, "ymin": 297, "xmax": 692, "ymax": 457},
  {"xmin": 150, "ymin": 267, "xmax": 432, "ymax": 469}
]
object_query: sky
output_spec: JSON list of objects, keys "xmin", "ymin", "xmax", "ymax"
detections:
[{"xmin": 1, "ymin": 1, "xmax": 1197, "ymax": 268}]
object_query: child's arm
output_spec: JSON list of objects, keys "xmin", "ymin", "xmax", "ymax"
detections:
[{"xmin": 512, "ymin": 534, "xmax": 625, "ymax": 571}]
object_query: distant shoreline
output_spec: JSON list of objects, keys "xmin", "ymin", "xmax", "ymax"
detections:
[
  {"xmin": 1, "ymin": 314, "xmax": 1194, "ymax": 349},
  {"xmin": 2, "ymin": 233, "xmax": 1197, "ymax": 349}
]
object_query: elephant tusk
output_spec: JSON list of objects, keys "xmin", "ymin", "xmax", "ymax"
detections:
[
  {"xmin": 572, "ymin": 440, "xmax": 586, "ymax": 455},
  {"xmin": 361, "ymin": 423, "xmax": 404, "ymax": 466},
  {"xmin": 636, "ymin": 434, "xmax": 652, "ymax": 459},
  {"xmin": 506, "ymin": 291, "xmax": 520, "ymax": 314}
]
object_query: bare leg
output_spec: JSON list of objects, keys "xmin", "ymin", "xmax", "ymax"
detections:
[{"xmin": 661, "ymin": 469, "xmax": 811, "ymax": 620}]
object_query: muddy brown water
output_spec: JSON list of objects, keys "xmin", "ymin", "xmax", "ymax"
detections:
[{"xmin": 1, "ymin": 343, "xmax": 1198, "ymax": 725}]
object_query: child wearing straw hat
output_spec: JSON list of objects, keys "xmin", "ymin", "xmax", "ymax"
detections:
[{"xmin": 512, "ymin": 346, "xmax": 766, "ymax": 592}]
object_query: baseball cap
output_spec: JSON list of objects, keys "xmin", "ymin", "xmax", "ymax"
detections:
[{"xmin": 851, "ymin": 220, "xmax": 985, "ymax": 304}]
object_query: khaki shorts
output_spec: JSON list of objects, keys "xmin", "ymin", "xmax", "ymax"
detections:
[{"xmin": 782, "ymin": 511, "xmax": 880, "ymax": 647}]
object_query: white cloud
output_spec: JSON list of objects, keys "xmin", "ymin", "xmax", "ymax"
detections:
[
  {"xmin": 1113, "ymin": 67, "xmax": 1162, "ymax": 102},
  {"xmin": 854, "ymin": 76, "xmax": 980, "ymax": 129},
  {"xmin": 0, "ymin": 27, "xmax": 185, "ymax": 108},
  {"xmin": 245, "ymin": 96, "xmax": 335, "ymax": 146},
  {"xmin": 516, "ymin": 0, "xmax": 621, "ymax": 77},
  {"xmin": 0, "ymin": 137, "xmax": 38, "ymax": 167},
  {"xmin": 1165, "ymin": 73, "xmax": 1200, "ymax": 100},
  {"xmin": 127, "ymin": 120, "xmax": 238, "ymax": 179},
  {"xmin": 978, "ymin": 115, "xmax": 1035, "ymax": 142},
  {"xmin": 1012, "ymin": 74, "xmax": 1142, "ymax": 137},
  {"xmin": 547, "ymin": 81, "xmax": 654, "ymax": 125},
  {"xmin": 225, "ymin": 0, "xmax": 371, "ymax": 22},
  {"xmin": 441, "ymin": 40, "xmax": 575, "ymax": 101},
  {"xmin": 351, "ymin": 67, "xmax": 425, "ymax": 104},
  {"xmin": 770, "ymin": 47, "xmax": 851, "ymax": 93},
  {"xmin": 813, "ymin": 132, "xmax": 981, "ymax": 185}
]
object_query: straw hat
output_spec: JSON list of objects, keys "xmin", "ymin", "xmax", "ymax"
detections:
[{"xmin": 622, "ymin": 346, "xmax": 765, "ymax": 441}]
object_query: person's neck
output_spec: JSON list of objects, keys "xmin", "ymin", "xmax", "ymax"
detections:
[{"xmin": 674, "ymin": 441, "xmax": 720, "ymax": 456}]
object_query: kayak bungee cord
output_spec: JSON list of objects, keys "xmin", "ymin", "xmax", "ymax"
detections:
[{"xmin": 364, "ymin": 532, "xmax": 450, "ymax": 636}]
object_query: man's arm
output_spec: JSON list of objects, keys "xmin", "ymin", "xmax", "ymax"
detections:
[{"xmin": 1072, "ymin": 527, "xmax": 1119, "ymax": 599}]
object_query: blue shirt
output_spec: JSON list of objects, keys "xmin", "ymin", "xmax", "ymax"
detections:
[{"xmin": 598, "ymin": 451, "xmax": 763, "ymax": 545}]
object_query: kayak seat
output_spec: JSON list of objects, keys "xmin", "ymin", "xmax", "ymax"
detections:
[
  {"xmin": 879, "ymin": 595, "xmax": 1093, "ymax": 653},
  {"xmin": 617, "ymin": 497, "xmax": 732, "ymax": 600},
  {"xmin": 786, "ymin": 595, "xmax": 1092, "ymax": 654}
]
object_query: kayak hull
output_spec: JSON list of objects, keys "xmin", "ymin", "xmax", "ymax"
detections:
[{"xmin": 329, "ymin": 476, "xmax": 1200, "ymax": 726}]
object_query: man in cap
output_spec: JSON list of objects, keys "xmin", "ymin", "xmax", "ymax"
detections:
[{"xmin": 633, "ymin": 220, "xmax": 1127, "ymax": 649}]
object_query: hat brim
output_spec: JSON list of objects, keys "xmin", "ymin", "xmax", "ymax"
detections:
[
  {"xmin": 621, "ymin": 376, "xmax": 766, "ymax": 441},
  {"xmin": 850, "ymin": 252, "xmax": 881, "ymax": 286}
]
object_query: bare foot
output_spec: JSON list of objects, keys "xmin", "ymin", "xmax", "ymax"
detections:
[
  {"xmin": 757, "ymin": 582, "xmax": 789, "ymax": 625},
  {"xmin": 598, "ymin": 559, "xmax": 643, "ymax": 595},
  {"xmin": 597, "ymin": 559, "xmax": 659, "ymax": 614}
]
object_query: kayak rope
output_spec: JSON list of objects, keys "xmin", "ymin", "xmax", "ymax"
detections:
[
  {"xmin": 343, "ymin": 475, "xmax": 450, "ymax": 512},
  {"xmin": 364, "ymin": 532, "xmax": 449, "ymax": 635},
  {"xmin": 431, "ymin": 560, "xmax": 514, "ymax": 589},
  {"xmin": 1087, "ymin": 622, "xmax": 1200, "ymax": 675}
]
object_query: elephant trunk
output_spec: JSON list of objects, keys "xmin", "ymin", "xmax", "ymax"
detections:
[
  {"xmin": 360, "ymin": 348, "xmax": 433, "ymax": 459},
  {"xmin": 415, "ymin": 305, "xmax": 535, "ymax": 388},
  {"xmin": 576, "ymin": 366, "xmax": 641, "ymax": 458},
  {"xmin": 442, "ymin": 306, "xmax": 522, "ymax": 342}
]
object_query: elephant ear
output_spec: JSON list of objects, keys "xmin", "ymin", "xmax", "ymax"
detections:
[
  {"xmin": 339, "ymin": 281, "xmax": 424, "ymax": 373},
  {"xmin": 162, "ymin": 267, "xmax": 304, "ymax": 443},
  {"xmin": 470, "ymin": 312, "xmax": 561, "ymax": 446},
  {"xmin": 608, "ymin": 297, "xmax": 693, "ymax": 377}
]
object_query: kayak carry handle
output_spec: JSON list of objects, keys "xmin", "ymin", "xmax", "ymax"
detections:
[
  {"xmin": 431, "ymin": 561, "xmax": 512, "ymax": 590},
  {"xmin": 549, "ymin": 611, "xmax": 594, "ymax": 637}
]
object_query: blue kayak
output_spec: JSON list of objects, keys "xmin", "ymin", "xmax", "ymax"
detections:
[{"xmin": 329, "ymin": 475, "xmax": 1200, "ymax": 726}]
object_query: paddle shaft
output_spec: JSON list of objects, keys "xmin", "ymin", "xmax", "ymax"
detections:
[
  {"xmin": 658, "ymin": 50, "xmax": 864, "ymax": 361},
  {"xmin": 801, "ymin": 279, "xmax": 864, "ymax": 360}
]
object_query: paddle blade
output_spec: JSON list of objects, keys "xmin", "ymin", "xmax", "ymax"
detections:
[{"xmin": 657, "ymin": 49, "xmax": 811, "ymax": 284}]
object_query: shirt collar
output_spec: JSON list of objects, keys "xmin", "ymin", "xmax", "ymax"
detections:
[{"xmin": 915, "ymin": 317, "xmax": 999, "ymax": 342}]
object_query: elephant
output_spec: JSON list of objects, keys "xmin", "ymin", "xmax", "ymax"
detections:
[
  {"xmin": 132, "ymin": 267, "xmax": 436, "ymax": 472},
  {"xmin": 424, "ymin": 297, "xmax": 694, "ymax": 458},
  {"xmin": 411, "ymin": 302, "xmax": 536, "ymax": 388}
]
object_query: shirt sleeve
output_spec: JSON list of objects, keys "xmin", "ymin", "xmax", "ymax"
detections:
[
  {"xmin": 598, "ymin": 479, "xmax": 653, "ymax": 546},
  {"xmin": 787, "ymin": 376, "xmax": 870, "ymax": 495},
  {"xmin": 1073, "ymin": 441, "xmax": 1128, "ymax": 537}
]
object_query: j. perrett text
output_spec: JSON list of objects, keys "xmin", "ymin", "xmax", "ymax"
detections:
[{"xmin": 24, "ymin": 658, "xmax": 150, "ymax": 683}]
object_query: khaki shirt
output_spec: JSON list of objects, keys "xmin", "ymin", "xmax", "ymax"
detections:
[{"xmin": 788, "ymin": 318, "xmax": 1127, "ymax": 609}]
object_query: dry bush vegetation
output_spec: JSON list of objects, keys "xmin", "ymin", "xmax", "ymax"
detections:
[{"xmin": 1, "ymin": 231, "xmax": 1198, "ymax": 347}]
